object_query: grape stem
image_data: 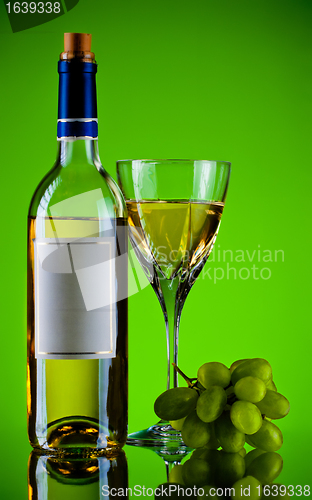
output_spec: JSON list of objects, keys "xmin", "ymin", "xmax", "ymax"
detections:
[{"xmin": 172, "ymin": 363, "xmax": 197, "ymax": 388}]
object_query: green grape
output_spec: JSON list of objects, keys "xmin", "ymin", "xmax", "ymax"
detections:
[
  {"xmin": 203, "ymin": 422, "xmax": 221, "ymax": 450},
  {"xmin": 192, "ymin": 422, "xmax": 219, "ymax": 450},
  {"xmin": 230, "ymin": 359, "xmax": 250, "ymax": 374},
  {"xmin": 197, "ymin": 362, "xmax": 231, "ymax": 388},
  {"xmin": 256, "ymin": 390, "xmax": 290, "ymax": 419},
  {"xmin": 215, "ymin": 411, "xmax": 245, "ymax": 453},
  {"xmin": 191, "ymin": 447, "xmax": 219, "ymax": 464},
  {"xmin": 232, "ymin": 476, "xmax": 262, "ymax": 500},
  {"xmin": 196, "ymin": 381, "xmax": 206, "ymax": 392},
  {"xmin": 238, "ymin": 448, "xmax": 246, "ymax": 457},
  {"xmin": 231, "ymin": 358, "xmax": 272, "ymax": 386},
  {"xmin": 247, "ymin": 420, "xmax": 283, "ymax": 451},
  {"xmin": 191, "ymin": 448, "xmax": 220, "ymax": 477},
  {"xmin": 196, "ymin": 386, "xmax": 227, "ymax": 423},
  {"xmin": 230, "ymin": 401, "xmax": 263, "ymax": 434},
  {"xmin": 169, "ymin": 464, "xmax": 184, "ymax": 484},
  {"xmin": 246, "ymin": 451, "xmax": 283, "ymax": 484},
  {"xmin": 244, "ymin": 448, "xmax": 266, "ymax": 469},
  {"xmin": 245, "ymin": 434, "xmax": 256, "ymax": 447},
  {"xmin": 266, "ymin": 379, "xmax": 277, "ymax": 391},
  {"xmin": 170, "ymin": 417, "xmax": 186, "ymax": 430},
  {"xmin": 234, "ymin": 376, "xmax": 267, "ymax": 403},
  {"xmin": 154, "ymin": 387, "xmax": 198, "ymax": 421},
  {"xmin": 225, "ymin": 386, "xmax": 235, "ymax": 398},
  {"xmin": 215, "ymin": 452, "xmax": 245, "ymax": 487},
  {"xmin": 182, "ymin": 457, "xmax": 213, "ymax": 487},
  {"xmin": 181, "ymin": 410, "xmax": 211, "ymax": 448}
]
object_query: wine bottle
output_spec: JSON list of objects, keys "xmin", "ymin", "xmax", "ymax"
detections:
[{"xmin": 27, "ymin": 33, "xmax": 128, "ymax": 455}]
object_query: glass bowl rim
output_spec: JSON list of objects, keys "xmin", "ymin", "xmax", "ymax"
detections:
[{"xmin": 116, "ymin": 158, "xmax": 231, "ymax": 166}]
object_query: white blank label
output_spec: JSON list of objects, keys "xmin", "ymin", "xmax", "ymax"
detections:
[{"xmin": 34, "ymin": 238, "xmax": 116, "ymax": 359}]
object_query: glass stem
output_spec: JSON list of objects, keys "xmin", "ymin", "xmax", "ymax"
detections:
[{"xmin": 159, "ymin": 277, "xmax": 180, "ymax": 391}]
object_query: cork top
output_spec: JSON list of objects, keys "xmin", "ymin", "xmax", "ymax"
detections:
[{"xmin": 60, "ymin": 33, "xmax": 95, "ymax": 62}]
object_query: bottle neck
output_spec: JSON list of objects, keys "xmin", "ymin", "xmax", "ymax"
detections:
[
  {"xmin": 57, "ymin": 60, "xmax": 98, "ymax": 141},
  {"xmin": 57, "ymin": 138, "xmax": 101, "ymax": 168},
  {"xmin": 55, "ymin": 138, "xmax": 127, "ymax": 220}
]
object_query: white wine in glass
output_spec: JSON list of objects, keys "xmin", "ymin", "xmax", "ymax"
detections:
[{"xmin": 127, "ymin": 200, "xmax": 224, "ymax": 280}]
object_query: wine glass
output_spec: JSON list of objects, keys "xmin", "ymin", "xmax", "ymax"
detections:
[{"xmin": 117, "ymin": 159, "xmax": 231, "ymax": 447}]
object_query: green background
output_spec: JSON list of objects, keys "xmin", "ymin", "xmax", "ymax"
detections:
[{"xmin": 0, "ymin": 0, "xmax": 311, "ymax": 496}]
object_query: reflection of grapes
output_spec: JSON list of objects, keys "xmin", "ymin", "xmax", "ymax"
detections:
[
  {"xmin": 246, "ymin": 451, "xmax": 283, "ymax": 483},
  {"xmin": 216, "ymin": 451, "xmax": 245, "ymax": 487},
  {"xmin": 155, "ymin": 358, "xmax": 290, "ymax": 488},
  {"xmin": 182, "ymin": 457, "xmax": 213, "ymax": 486},
  {"xmin": 232, "ymin": 476, "xmax": 262, "ymax": 500},
  {"xmin": 244, "ymin": 448, "xmax": 266, "ymax": 468},
  {"xmin": 197, "ymin": 484, "xmax": 217, "ymax": 498},
  {"xmin": 168, "ymin": 448, "xmax": 285, "ymax": 490},
  {"xmin": 168, "ymin": 464, "xmax": 184, "ymax": 484},
  {"xmin": 263, "ymin": 484, "xmax": 291, "ymax": 500}
]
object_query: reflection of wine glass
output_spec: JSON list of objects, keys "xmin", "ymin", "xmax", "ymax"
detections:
[
  {"xmin": 28, "ymin": 450, "xmax": 128, "ymax": 499},
  {"xmin": 117, "ymin": 160, "xmax": 231, "ymax": 446}
]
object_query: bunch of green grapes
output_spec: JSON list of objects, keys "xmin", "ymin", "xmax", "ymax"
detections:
[{"xmin": 154, "ymin": 358, "xmax": 290, "ymax": 488}]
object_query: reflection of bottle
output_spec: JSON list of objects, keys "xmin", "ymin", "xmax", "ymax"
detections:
[
  {"xmin": 27, "ymin": 33, "xmax": 128, "ymax": 454},
  {"xmin": 28, "ymin": 451, "xmax": 128, "ymax": 499}
]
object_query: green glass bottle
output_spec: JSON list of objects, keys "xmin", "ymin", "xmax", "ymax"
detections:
[{"xmin": 27, "ymin": 33, "xmax": 128, "ymax": 455}]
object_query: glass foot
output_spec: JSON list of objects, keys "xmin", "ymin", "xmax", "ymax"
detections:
[{"xmin": 126, "ymin": 422, "xmax": 191, "ymax": 456}]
